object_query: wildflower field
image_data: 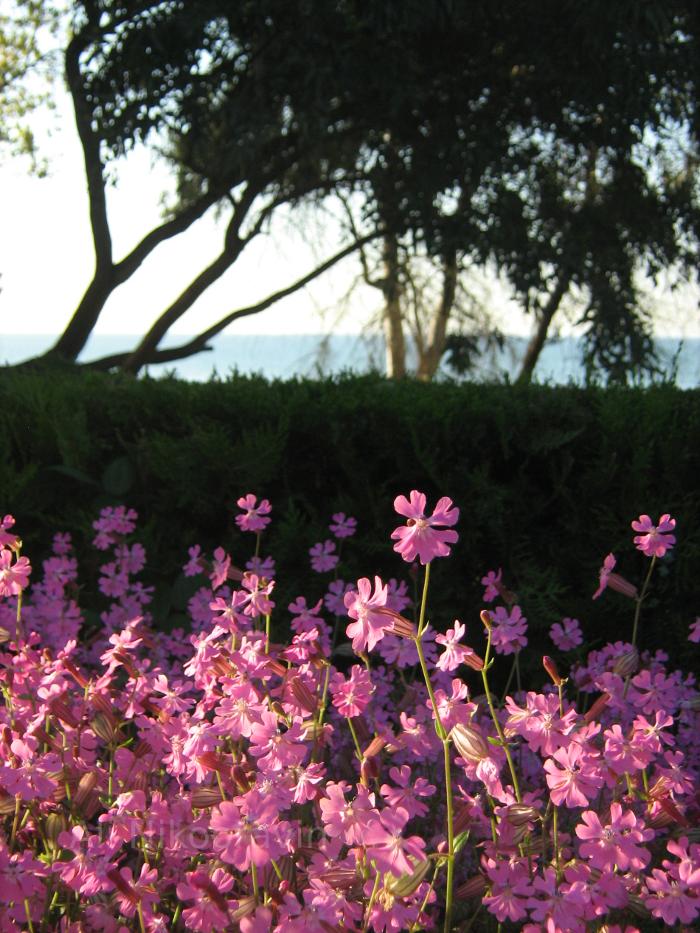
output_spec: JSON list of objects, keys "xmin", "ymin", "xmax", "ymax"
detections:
[{"xmin": 0, "ymin": 491, "xmax": 697, "ymax": 931}]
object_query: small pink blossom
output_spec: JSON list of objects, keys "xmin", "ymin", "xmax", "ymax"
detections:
[
  {"xmin": 481, "ymin": 568, "xmax": 503, "ymax": 603},
  {"xmin": 435, "ymin": 620, "xmax": 479, "ymax": 671},
  {"xmin": 689, "ymin": 617, "xmax": 700, "ymax": 643},
  {"xmin": 235, "ymin": 494, "xmax": 272, "ymax": 533},
  {"xmin": 391, "ymin": 490, "xmax": 459, "ymax": 565},
  {"xmin": 0, "ymin": 549, "xmax": 31, "ymax": 596},
  {"xmin": 309, "ymin": 539, "xmax": 338, "ymax": 573},
  {"xmin": 344, "ymin": 575, "xmax": 391, "ymax": 652},
  {"xmin": 489, "ymin": 605, "xmax": 528, "ymax": 655},
  {"xmin": 329, "ymin": 512, "xmax": 357, "ymax": 538},
  {"xmin": 550, "ymin": 617, "xmax": 582, "ymax": 651},
  {"xmin": 543, "ymin": 742, "xmax": 603, "ymax": 808},
  {"xmin": 631, "ymin": 513, "xmax": 676, "ymax": 558},
  {"xmin": 330, "ymin": 664, "xmax": 374, "ymax": 718},
  {"xmin": 576, "ymin": 802, "xmax": 653, "ymax": 871}
]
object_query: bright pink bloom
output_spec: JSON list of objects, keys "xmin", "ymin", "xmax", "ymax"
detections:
[
  {"xmin": 483, "ymin": 857, "xmax": 533, "ymax": 922},
  {"xmin": 631, "ymin": 513, "xmax": 676, "ymax": 558},
  {"xmin": 329, "ymin": 512, "xmax": 357, "ymax": 538},
  {"xmin": 330, "ymin": 664, "xmax": 374, "ymax": 717},
  {"xmin": 176, "ymin": 868, "xmax": 234, "ymax": 932},
  {"xmin": 489, "ymin": 605, "xmax": 528, "ymax": 655},
  {"xmin": 319, "ymin": 782, "xmax": 379, "ymax": 846},
  {"xmin": 576, "ymin": 802, "xmax": 652, "ymax": 871},
  {"xmin": 380, "ymin": 765, "xmax": 436, "ymax": 818},
  {"xmin": 364, "ymin": 806, "xmax": 427, "ymax": 875},
  {"xmin": 592, "ymin": 552, "xmax": 639, "ymax": 600},
  {"xmin": 435, "ymin": 620, "xmax": 479, "ymax": 671},
  {"xmin": 390, "ymin": 490, "xmax": 459, "ymax": 564},
  {"xmin": 0, "ymin": 549, "xmax": 31, "ymax": 596},
  {"xmin": 543, "ymin": 742, "xmax": 603, "ymax": 808},
  {"xmin": 210, "ymin": 793, "xmax": 285, "ymax": 870},
  {"xmin": 344, "ymin": 575, "xmax": 391, "ymax": 652},
  {"xmin": 235, "ymin": 494, "xmax": 272, "ymax": 533},
  {"xmin": 309, "ymin": 539, "xmax": 338, "ymax": 573},
  {"xmin": 0, "ymin": 515, "xmax": 19, "ymax": 549},
  {"xmin": 550, "ymin": 617, "xmax": 582, "ymax": 651}
]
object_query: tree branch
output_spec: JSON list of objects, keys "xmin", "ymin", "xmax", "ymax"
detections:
[{"xmin": 84, "ymin": 233, "xmax": 379, "ymax": 373}]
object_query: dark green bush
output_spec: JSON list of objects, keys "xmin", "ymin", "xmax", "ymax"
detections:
[{"xmin": 1, "ymin": 369, "xmax": 697, "ymax": 677}]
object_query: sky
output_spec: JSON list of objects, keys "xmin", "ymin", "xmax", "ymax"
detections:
[{"xmin": 1, "ymin": 91, "xmax": 698, "ymax": 351}]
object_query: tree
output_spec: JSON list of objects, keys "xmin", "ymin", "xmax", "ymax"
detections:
[
  {"xmin": 329, "ymin": 1, "xmax": 700, "ymax": 383},
  {"xmin": 9, "ymin": 1, "xmax": 383, "ymax": 374},
  {"xmin": 4, "ymin": 1, "xmax": 699, "ymax": 381}
]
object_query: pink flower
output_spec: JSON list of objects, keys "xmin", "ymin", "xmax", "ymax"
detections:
[
  {"xmin": 210, "ymin": 793, "xmax": 285, "ymax": 870},
  {"xmin": 363, "ymin": 806, "xmax": 427, "ymax": 876},
  {"xmin": 330, "ymin": 665, "xmax": 374, "ymax": 718},
  {"xmin": 0, "ymin": 549, "xmax": 31, "ymax": 597},
  {"xmin": 390, "ymin": 490, "xmax": 459, "ymax": 564},
  {"xmin": 549, "ymin": 617, "xmax": 582, "ymax": 651},
  {"xmin": 689, "ymin": 617, "xmax": 700, "ymax": 643},
  {"xmin": 435, "ymin": 620, "xmax": 480, "ymax": 671},
  {"xmin": 344, "ymin": 576, "xmax": 391, "ymax": 652},
  {"xmin": 480, "ymin": 568, "xmax": 503, "ymax": 603},
  {"xmin": 235, "ymin": 494, "xmax": 271, "ymax": 533},
  {"xmin": 543, "ymin": 742, "xmax": 604, "ymax": 808},
  {"xmin": 309, "ymin": 540, "xmax": 338, "ymax": 573},
  {"xmin": 483, "ymin": 857, "xmax": 533, "ymax": 922},
  {"xmin": 576, "ymin": 802, "xmax": 652, "ymax": 871},
  {"xmin": 176, "ymin": 868, "xmax": 234, "ymax": 932},
  {"xmin": 592, "ymin": 552, "xmax": 639, "ymax": 600},
  {"xmin": 631, "ymin": 513, "xmax": 676, "ymax": 558},
  {"xmin": 489, "ymin": 605, "xmax": 528, "ymax": 655},
  {"xmin": 329, "ymin": 512, "xmax": 357, "ymax": 538},
  {"xmin": 0, "ymin": 515, "xmax": 19, "ymax": 549}
]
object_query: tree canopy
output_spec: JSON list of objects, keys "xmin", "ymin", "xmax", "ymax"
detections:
[{"xmin": 3, "ymin": 0, "xmax": 699, "ymax": 381}]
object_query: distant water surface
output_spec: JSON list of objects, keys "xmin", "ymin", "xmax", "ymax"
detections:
[{"xmin": 1, "ymin": 333, "xmax": 698, "ymax": 387}]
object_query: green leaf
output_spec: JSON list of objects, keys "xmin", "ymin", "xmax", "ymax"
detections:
[
  {"xmin": 46, "ymin": 465, "xmax": 98, "ymax": 486},
  {"xmin": 101, "ymin": 457, "xmax": 134, "ymax": 496}
]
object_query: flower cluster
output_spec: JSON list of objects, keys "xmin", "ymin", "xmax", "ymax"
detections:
[{"xmin": 0, "ymin": 496, "xmax": 696, "ymax": 933}]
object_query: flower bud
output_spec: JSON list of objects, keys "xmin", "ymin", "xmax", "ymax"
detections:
[
  {"xmin": 504, "ymin": 803, "xmax": 540, "ymax": 827},
  {"xmin": 463, "ymin": 649, "xmax": 485, "ymax": 671},
  {"xmin": 361, "ymin": 755, "xmax": 379, "ymax": 784},
  {"xmin": 190, "ymin": 786, "xmax": 224, "ymax": 808},
  {"xmin": 583, "ymin": 691, "xmax": 610, "ymax": 723},
  {"xmin": 45, "ymin": 812, "xmax": 67, "ymax": 845},
  {"xmin": 386, "ymin": 858, "xmax": 431, "ymax": 898},
  {"xmin": 479, "ymin": 610, "xmax": 492, "ymax": 631},
  {"xmin": 231, "ymin": 896, "xmax": 258, "ymax": 921},
  {"xmin": 289, "ymin": 676, "xmax": 317, "ymax": 714},
  {"xmin": 231, "ymin": 764, "xmax": 252, "ymax": 793},
  {"xmin": 320, "ymin": 867, "xmax": 360, "ymax": 891},
  {"xmin": 91, "ymin": 712, "xmax": 119, "ymax": 744},
  {"xmin": 451, "ymin": 723, "xmax": 488, "ymax": 763},
  {"xmin": 612, "ymin": 647, "xmax": 639, "ymax": 678},
  {"xmin": 363, "ymin": 735, "xmax": 386, "ymax": 759},
  {"xmin": 542, "ymin": 656, "xmax": 563, "ymax": 686},
  {"xmin": 49, "ymin": 699, "xmax": 79, "ymax": 729},
  {"xmin": 453, "ymin": 802, "xmax": 472, "ymax": 835},
  {"xmin": 607, "ymin": 573, "xmax": 638, "ymax": 600},
  {"xmin": 455, "ymin": 874, "xmax": 487, "ymax": 899}
]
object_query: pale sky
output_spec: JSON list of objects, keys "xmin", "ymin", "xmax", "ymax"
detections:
[{"xmin": 1, "ymin": 92, "xmax": 698, "ymax": 350}]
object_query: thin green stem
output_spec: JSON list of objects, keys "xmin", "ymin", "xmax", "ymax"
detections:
[
  {"xmin": 630, "ymin": 555, "xmax": 656, "ymax": 650},
  {"xmin": 347, "ymin": 717, "xmax": 364, "ymax": 761},
  {"xmin": 417, "ymin": 562, "xmax": 431, "ymax": 635},
  {"xmin": 480, "ymin": 632, "xmax": 522, "ymax": 802}
]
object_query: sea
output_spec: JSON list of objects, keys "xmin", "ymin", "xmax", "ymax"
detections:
[{"xmin": 1, "ymin": 333, "xmax": 698, "ymax": 387}]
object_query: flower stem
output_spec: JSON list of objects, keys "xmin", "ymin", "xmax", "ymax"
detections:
[
  {"xmin": 630, "ymin": 555, "xmax": 656, "ymax": 650},
  {"xmin": 480, "ymin": 631, "xmax": 522, "ymax": 802}
]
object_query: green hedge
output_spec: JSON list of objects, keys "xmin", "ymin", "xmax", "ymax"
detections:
[{"xmin": 1, "ymin": 369, "xmax": 698, "ymax": 675}]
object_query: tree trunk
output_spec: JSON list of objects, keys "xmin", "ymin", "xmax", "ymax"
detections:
[
  {"xmin": 515, "ymin": 273, "xmax": 571, "ymax": 385},
  {"xmin": 382, "ymin": 234, "xmax": 406, "ymax": 378},
  {"xmin": 416, "ymin": 247, "xmax": 458, "ymax": 381}
]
